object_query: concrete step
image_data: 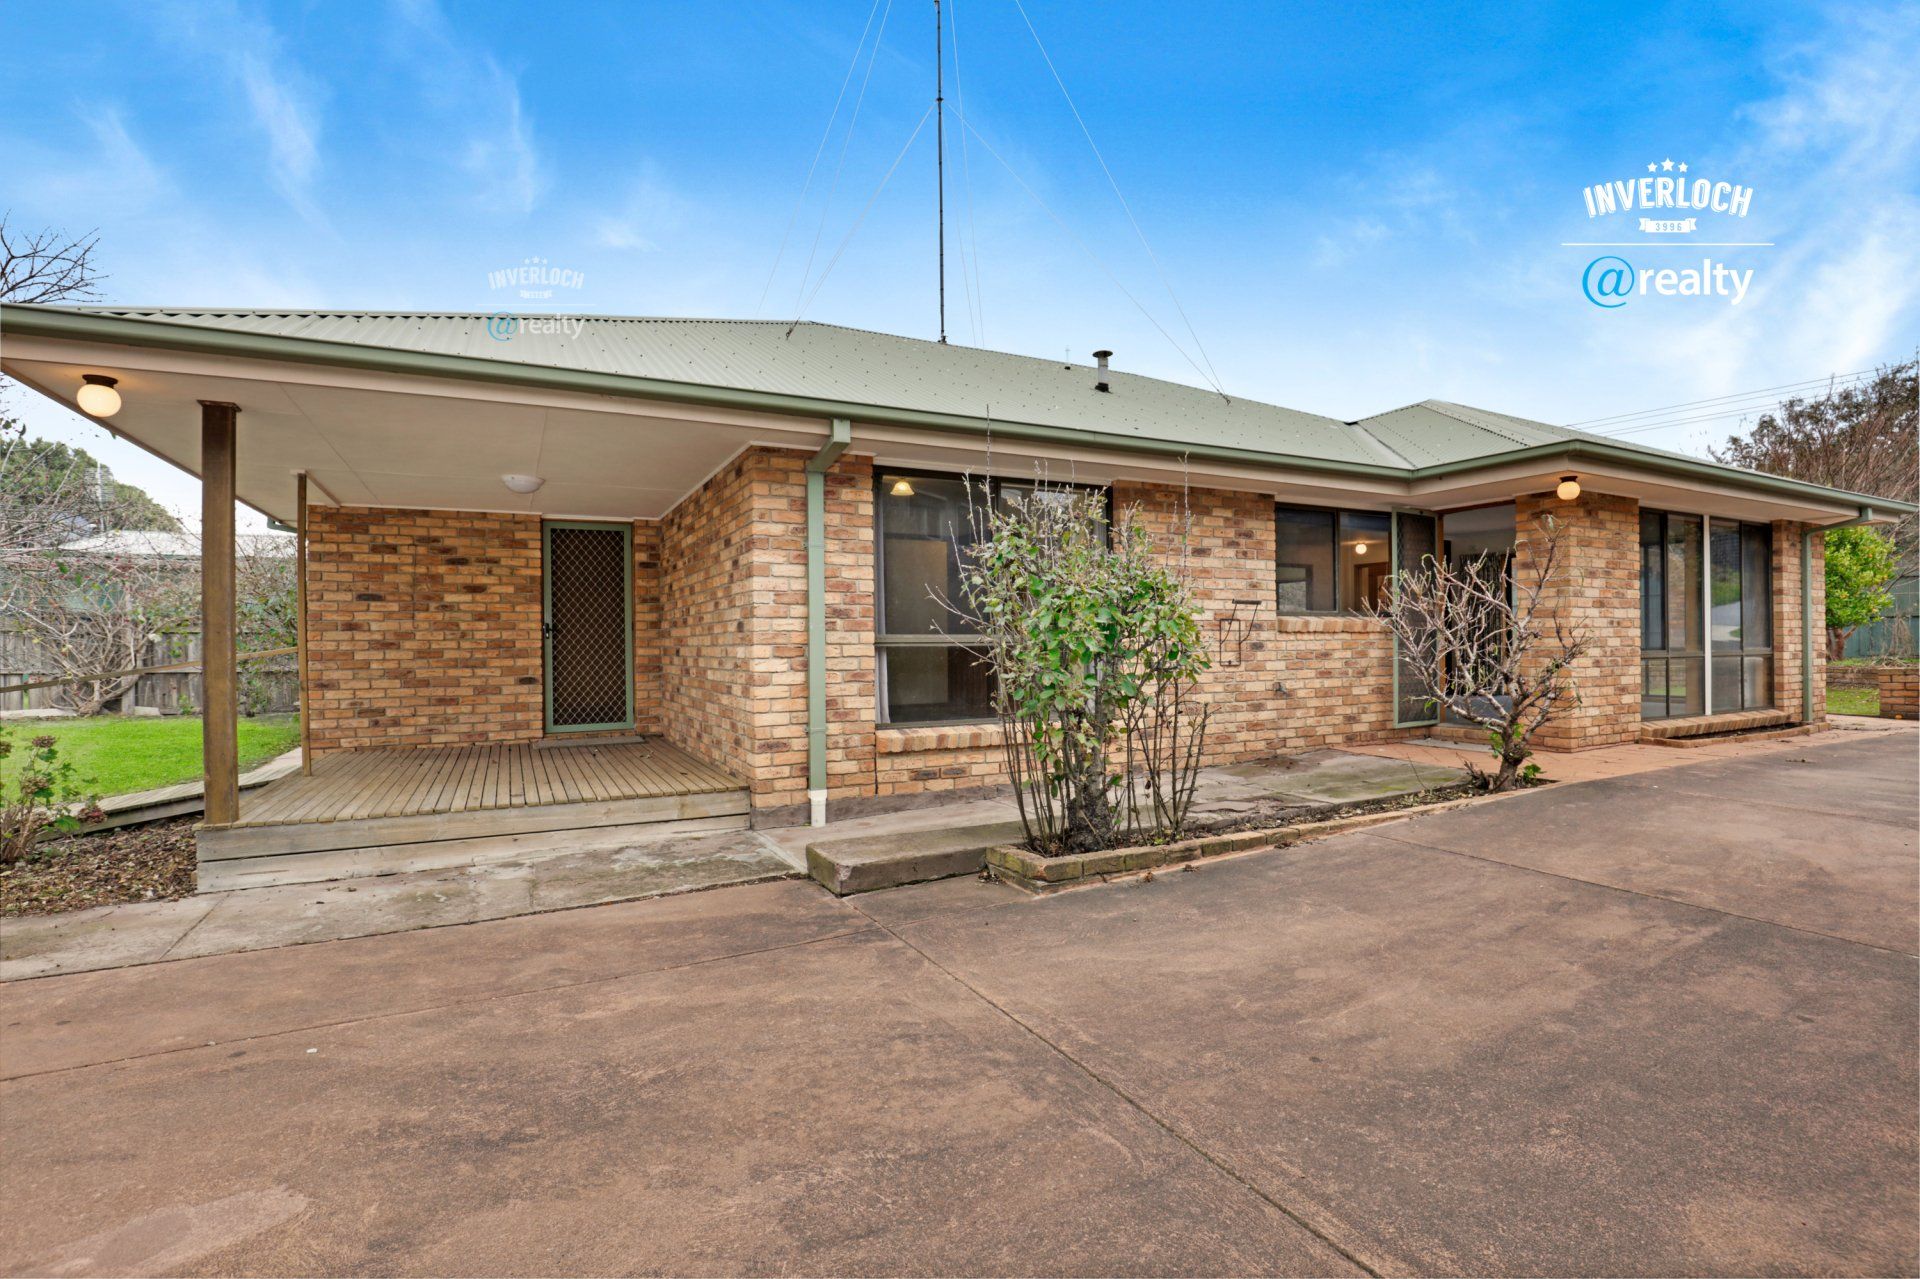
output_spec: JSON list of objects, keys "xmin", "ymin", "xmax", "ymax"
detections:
[{"xmin": 806, "ymin": 820, "xmax": 1028, "ymax": 896}]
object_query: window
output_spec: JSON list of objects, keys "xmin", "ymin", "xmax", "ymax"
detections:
[
  {"xmin": 874, "ymin": 471, "xmax": 1108, "ymax": 724},
  {"xmin": 1276, "ymin": 505, "xmax": 1391, "ymax": 614},
  {"xmin": 1641, "ymin": 511, "xmax": 1771, "ymax": 719}
]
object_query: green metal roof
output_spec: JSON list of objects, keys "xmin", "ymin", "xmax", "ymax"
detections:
[{"xmin": 3, "ymin": 304, "xmax": 1907, "ymax": 514}]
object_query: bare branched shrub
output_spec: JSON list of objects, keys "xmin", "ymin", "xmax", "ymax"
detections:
[
  {"xmin": 946, "ymin": 485, "xmax": 1211, "ymax": 855},
  {"xmin": 1367, "ymin": 515, "xmax": 1587, "ymax": 791}
]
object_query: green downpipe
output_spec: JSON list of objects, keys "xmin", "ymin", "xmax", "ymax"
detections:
[
  {"xmin": 1805, "ymin": 508, "xmax": 1876, "ymax": 723},
  {"xmin": 805, "ymin": 419, "xmax": 852, "ymax": 826}
]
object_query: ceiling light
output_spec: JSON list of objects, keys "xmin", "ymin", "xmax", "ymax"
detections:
[
  {"xmin": 501, "ymin": 474, "xmax": 545, "ymax": 494},
  {"xmin": 1353, "ymin": 541, "xmax": 1369, "ymax": 556},
  {"xmin": 1556, "ymin": 475, "xmax": 1581, "ymax": 501},
  {"xmin": 76, "ymin": 374, "xmax": 121, "ymax": 418},
  {"xmin": 890, "ymin": 478, "xmax": 915, "ymax": 497}
]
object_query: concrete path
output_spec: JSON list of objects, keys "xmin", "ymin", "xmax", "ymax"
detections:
[
  {"xmin": 2, "ymin": 731, "xmax": 1913, "ymax": 1275},
  {"xmin": 1, "ymin": 828, "xmax": 796, "ymax": 981},
  {"xmin": 3, "ymin": 750, "xmax": 1463, "ymax": 979}
]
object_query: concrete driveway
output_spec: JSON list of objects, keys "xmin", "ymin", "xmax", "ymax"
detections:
[{"xmin": 2, "ymin": 731, "xmax": 1914, "ymax": 1276}]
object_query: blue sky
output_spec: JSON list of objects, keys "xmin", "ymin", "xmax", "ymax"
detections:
[{"xmin": 3, "ymin": 0, "xmax": 1916, "ymax": 529}]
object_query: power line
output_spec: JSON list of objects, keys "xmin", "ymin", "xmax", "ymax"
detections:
[
  {"xmin": 1583, "ymin": 371, "xmax": 1884, "ymax": 439},
  {"xmin": 788, "ymin": 103, "xmax": 938, "ymax": 332},
  {"xmin": 947, "ymin": 0, "xmax": 985, "ymax": 345},
  {"xmin": 791, "ymin": 0, "xmax": 897, "ymax": 319},
  {"xmin": 1570, "ymin": 368, "xmax": 1880, "ymax": 429},
  {"xmin": 1009, "ymin": 0, "xmax": 1225, "ymax": 397},
  {"xmin": 949, "ymin": 104, "xmax": 1225, "ymax": 398},
  {"xmin": 754, "ymin": 0, "xmax": 889, "ymax": 318}
]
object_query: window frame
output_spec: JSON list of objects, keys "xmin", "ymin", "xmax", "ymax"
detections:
[
  {"xmin": 873, "ymin": 468, "xmax": 1112, "ymax": 726},
  {"xmin": 1640, "ymin": 508, "xmax": 1773, "ymax": 720},
  {"xmin": 1274, "ymin": 501, "xmax": 1393, "ymax": 616}
]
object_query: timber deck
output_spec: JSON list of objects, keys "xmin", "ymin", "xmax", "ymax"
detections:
[{"xmin": 198, "ymin": 738, "xmax": 751, "ymax": 890}]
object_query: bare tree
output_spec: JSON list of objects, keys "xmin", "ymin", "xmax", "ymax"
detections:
[
  {"xmin": 1710, "ymin": 361, "xmax": 1917, "ymax": 559},
  {"xmin": 1367, "ymin": 516, "xmax": 1588, "ymax": 792},
  {"xmin": 0, "ymin": 217, "xmax": 103, "ymax": 304}
]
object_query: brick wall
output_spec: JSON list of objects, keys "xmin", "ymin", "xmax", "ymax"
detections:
[
  {"xmin": 659, "ymin": 457, "xmax": 759, "ymax": 783},
  {"xmin": 1115, "ymin": 481, "xmax": 1402, "ymax": 758},
  {"xmin": 653, "ymin": 446, "xmax": 877, "ymax": 821},
  {"xmin": 307, "ymin": 506, "xmax": 662, "ymax": 753},
  {"xmin": 307, "ymin": 507, "xmax": 545, "ymax": 751},
  {"xmin": 1514, "ymin": 491, "xmax": 1641, "ymax": 750}
]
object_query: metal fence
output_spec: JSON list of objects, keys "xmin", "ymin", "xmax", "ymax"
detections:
[
  {"xmin": 0, "ymin": 627, "xmax": 298, "ymax": 714},
  {"xmin": 1840, "ymin": 575, "xmax": 1919, "ymax": 660}
]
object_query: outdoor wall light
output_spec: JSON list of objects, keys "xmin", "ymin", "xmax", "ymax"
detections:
[
  {"xmin": 1353, "ymin": 541, "xmax": 1370, "ymax": 555},
  {"xmin": 76, "ymin": 374, "xmax": 121, "ymax": 418},
  {"xmin": 890, "ymin": 478, "xmax": 915, "ymax": 497},
  {"xmin": 1556, "ymin": 474, "xmax": 1582, "ymax": 501},
  {"xmin": 501, "ymin": 474, "xmax": 545, "ymax": 494}
]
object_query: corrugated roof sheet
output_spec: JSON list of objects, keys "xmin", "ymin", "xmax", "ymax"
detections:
[
  {"xmin": 50, "ymin": 309, "xmax": 1797, "ymax": 484},
  {"xmin": 76, "ymin": 309, "xmax": 1408, "ymax": 466}
]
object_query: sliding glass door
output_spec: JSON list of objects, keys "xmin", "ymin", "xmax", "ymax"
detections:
[{"xmin": 1641, "ymin": 510, "xmax": 1772, "ymax": 720}]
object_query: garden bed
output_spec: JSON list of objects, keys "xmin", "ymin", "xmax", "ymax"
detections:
[
  {"xmin": 985, "ymin": 782, "xmax": 1483, "ymax": 893},
  {"xmin": 0, "ymin": 817, "xmax": 198, "ymax": 916}
]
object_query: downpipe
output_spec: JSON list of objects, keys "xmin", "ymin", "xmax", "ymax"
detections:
[{"xmin": 805, "ymin": 419, "xmax": 852, "ymax": 828}]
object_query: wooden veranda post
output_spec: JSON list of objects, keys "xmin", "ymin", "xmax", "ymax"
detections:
[
  {"xmin": 200, "ymin": 401, "xmax": 240, "ymax": 825},
  {"xmin": 295, "ymin": 471, "xmax": 312, "ymax": 775}
]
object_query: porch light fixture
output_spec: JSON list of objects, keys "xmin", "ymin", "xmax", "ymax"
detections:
[
  {"xmin": 890, "ymin": 478, "xmax": 915, "ymax": 497},
  {"xmin": 1353, "ymin": 541, "xmax": 1370, "ymax": 555},
  {"xmin": 76, "ymin": 374, "xmax": 121, "ymax": 418},
  {"xmin": 501, "ymin": 474, "xmax": 545, "ymax": 494},
  {"xmin": 1556, "ymin": 474, "xmax": 1582, "ymax": 501}
]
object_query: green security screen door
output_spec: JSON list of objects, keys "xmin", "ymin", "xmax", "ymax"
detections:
[{"xmin": 543, "ymin": 521, "xmax": 634, "ymax": 732}]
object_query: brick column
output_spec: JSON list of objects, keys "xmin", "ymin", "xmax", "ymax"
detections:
[
  {"xmin": 1514, "ymin": 490, "xmax": 1640, "ymax": 750},
  {"xmin": 1772, "ymin": 522, "xmax": 1825, "ymax": 722}
]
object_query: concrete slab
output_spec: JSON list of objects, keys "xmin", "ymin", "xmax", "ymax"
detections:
[
  {"xmin": 1372, "ymin": 732, "xmax": 1920, "ymax": 952},
  {"xmin": 0, "ymin": 928, "xmax": 1357, "ymax": 1277},
  {"xmin": 0, "ymin": 879, "xmax": 865, "ymax": 1079},
  {"xmin": 2, "ymin": 829, "xmax": 797, "ymax": 980},
  {"xmin": 1193, "ymin": 749, "xmax": 1465, "ymax": 814},
  {"xmin": 897, "ymin": 826, "xmax": 1919, "ymax": 1276},
  {"xmin": 806, "ymin": 820, "xmax": 1027, "ymax": 894},
  {"xmin": 0, "ymin": 897, "xmax": 215, "ymax": 980},
  {"xmin": 754, "ymin": 796, "xmax": 1022, "ymax": 869},
  {"xmin": 1, "ymin": 732, "xmax": 1914, "ymax": 1275}
]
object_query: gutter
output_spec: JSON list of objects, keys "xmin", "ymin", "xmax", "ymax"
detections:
[
  {"xmin": 17, "ymin": 304, "xmax": 1911, "ymax": 517},
  {"xmin": 804, "ymin": 419, "xmax": 851, "ymax": 827},
  {"xmin": 1803, "ymin": 508, "xmax": 1877, "ymax": 723}
]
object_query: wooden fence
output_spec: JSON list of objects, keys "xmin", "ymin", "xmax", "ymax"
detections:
[{"xmin": 0, "ymin": 627, "xmax": 298, "ymax": 715}]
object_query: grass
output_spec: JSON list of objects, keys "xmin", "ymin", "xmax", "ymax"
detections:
[
  {"xmin": 1828, "ymin": 686, "xmax": 1881, "ymax": 717},
  {"xmin": 0, "ymin": 715, "xmax": 301, "ymax": 798}
]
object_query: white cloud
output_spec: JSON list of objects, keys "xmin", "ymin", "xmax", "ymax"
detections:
[
  {"xmin": 388, "ymin": 0, "xmax": 547, "ymax": 215},
  {"xmin": 154, "ymin": 0, "xmax": 327, "ymax": 222},
  {"xmin": 593, "ymin": 169, "xmax": 695, "ymax": 252}
]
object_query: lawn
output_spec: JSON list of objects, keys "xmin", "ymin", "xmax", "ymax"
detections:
[
  {"xmin": 0, "ymin": 715, "xmax": 301, "ymax": 798},
  {"xmin": 1828, "ymin": 686, "xmax": 1881, "ymax": 716}
]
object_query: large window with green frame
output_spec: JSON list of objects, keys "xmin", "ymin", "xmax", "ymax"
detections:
[{"xmin": 874, "ymin": 470, "xmax": 1108, "ymax": 725}]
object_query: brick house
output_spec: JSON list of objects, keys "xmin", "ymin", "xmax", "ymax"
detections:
[{"xmin": 3, "ymin": 305, "xmax": 1906, "ymax": 885}]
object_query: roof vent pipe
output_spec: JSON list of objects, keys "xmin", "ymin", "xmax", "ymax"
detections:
[{"xmin": 1093, "ymin": 349, "xmax": 1113, "ymax": 393}]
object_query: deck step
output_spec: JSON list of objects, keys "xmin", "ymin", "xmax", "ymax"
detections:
[{"xmin": 1640, "ymin": 709, "xmax": 1795, "ymax": 741}]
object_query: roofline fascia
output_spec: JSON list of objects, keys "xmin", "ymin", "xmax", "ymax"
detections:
[
  {"xmin": 1409, "ymin": 441, "xmax": 1916, "ymax": 517},
  {"xmin": 7, "ymin": 304, "xmax": 1912, "ymax": 518}
]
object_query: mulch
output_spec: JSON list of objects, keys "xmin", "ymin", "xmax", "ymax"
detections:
[{"xmin": 0, "ymin": 818, "xmax": 198, "ymax": 917}]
